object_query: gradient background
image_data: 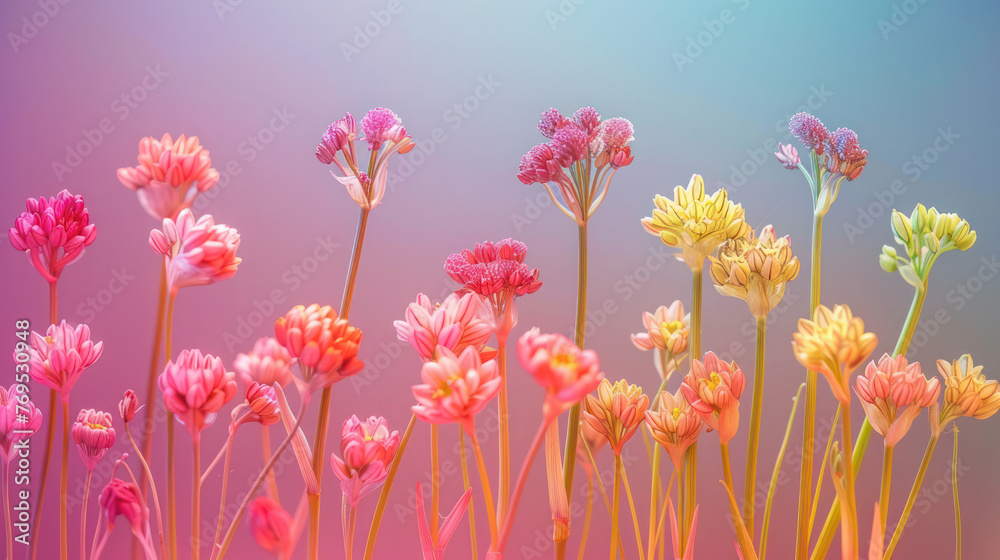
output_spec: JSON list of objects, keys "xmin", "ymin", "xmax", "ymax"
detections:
[{"xmin": 2, "ymin": 0, "xmax": 999, "ymax": 558}]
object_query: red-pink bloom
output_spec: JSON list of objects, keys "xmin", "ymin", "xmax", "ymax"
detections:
[
  {"xmin": 117, "ymin": 133, "xmax": 220, "ymax": 221},
  {"xmin": 72, "ymin": 409, "xmax": 115, "ymax": 470},
  {"xmin": 27, "ymin": 321, "xmax": 103, "ymax": 398},
  {"xmin": 393, "ymin": 292, "xmax": 495, "ymax": 362},
  {"xmin": 8, "ymin": 190, "xmax": 97, "ymax": 283},
  {"xmin": 789, "ymin": 112, "xmax": 830, "ymax": 154},
  {"xmin": 551, "ymin": 124, "xmax": 590, "ymax": 166},
  {"xmin": 825, "ymin": 127, "xmax": 868, "ymax": 181},
  {"xmin": 644, "ymin": 389, "xmax": 703, "ymax": 470},
  {"xmin": 233, "ymin": 337, "xmax": 294, "ymax": 389},
  {"xmin": 775, "ymin": 143, "xmax": 801, "ymax": 170},
  {"xmin": 855, "ymin": 354, "xmax": 939, "ymax": 447},
  {"xmin": 680, "ymin": 352, "xmax": 745, "ymax": 445},
  {"xmin": 516, "ymin": 143, "xmax": 557, "ymax": 185},
  {"xmin": 583, "ymin": 379, "xmax": 649, "ymax": 456},
  {"xmin": 316, "ymin": 112, "xmax": 357, "ymax": 163},
  {"xmin": 242, "ymin": 382, "xmax": 281, "ymax": 426},
  {"xmin": 158, "ymin": 349, "xmax": 238, "ymax": 439},
  {"xmin": 99, "ymin": 478, "xmax": 149, "ymax": 537},
  {"xmin": 631, "ymin": 301, "xmax": 690, "ymax": 356},
  {"xmin": 119, "ymin": 390, "xmax": 140, "ymax": 422},
  {"xmin": 149, "ymin": 208, "xmax": 241, "ymax": 292},
  {"xmin": 0, "ymin": 385, "xmax": 43, "ymax": 464},
  {"xmin": 248, "ymin": 496, "xmax": 293, "ymax": 555},
  {"xmin": 274, "ymin": 304, "xmax": 364, "ymax": 393},
  {"xmin": 330, "ymin": 415, "xmax": 400, "ymax": 507},
  {"xmin": 411, "ymin": 346, "xmax": 501, "ymax": 431},
  {"xmin": 516, "ymin": 328, "xmax": 604, "ymax": 420},
  {"xmin": 538, "ymin": 108, "xmax": 569, "ymax": 138}
]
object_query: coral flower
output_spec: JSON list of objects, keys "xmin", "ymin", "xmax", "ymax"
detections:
[
  {"xmin": 233, "ymin": 337, "xmax": 294, "ymax": 389},
  {"xmin": 241, "ymin": 382, "xmax": 281, "ymax": 426},
  {"xmin": 330, "ymin": 415, "xmax": 401, "ymax": 507},
  {"xmin": 854, "ymin": 354, "xmax": 939, "ymax": 447},
  {"xmin": 72, "ymin": 409, "xmax": 116, "ymax": 470},
  {"xmin": 158, "ymin": 349, "xmax": 238, "ymax": 439},
  {"xmin": 116, "ymin": 133, "xmax": 220, "ymax": 220},
  {"xmin": 709, "ymin": 224, "xmax": 800, "ymax": 318},
  {"xmin": 8, "ymin": 190, "xmax": 97, "ymax": 282},
  {"xmin": 248, "ymin": 496, "xmax": 293, "ymax": 555},
  {"xmin": 792, "ymin": 304, "xmax": 878, "ymax": 406},
  {"xmin": 680, "ymin": 352, "xmax": 745, "ymax": 445},
  {"xmin": 149, "ymin": 208, "xmax": 241, "ymax": 292},
  {"xmin": 583, "ymin": 378, "xmax": 649, "ymax": 456},
  {"xmin": 642, "ymin": 174, "xmax": 750, "ymax": 271},
  {"xmin": 119, "ymin": 390, "xmax": 140, "ymax": 423},
  {"xmin": 411, "ymin": 346, "xmax": 501, "ymax": 431},
  {"xmin": 100, "ymin": 478, "xmax": 149, "ymax": 537},
  {"xmin": 788, "ymin": 112, "xmax": 831, "ymax": 155},
  {"xmin": 27, "ymin": 321, "xmax": 103, "ymax": 398},
  {"xmin": 516, "ymin": 328, "xmax": 604, "ymax": 420},
  {"xmin": 274, "ymin": 304, "xmax": 364, "ymax": 392},
  {"xmin": 933, "ymin": 354, "xmax": 1000, "ymax": 435},
  {"xmin": 393, "ymin": 292, "xmax": 495, "ymax": 362},
  {"xmin": 644, "ymin": 389, "xmax": 703, "ymax": 470},
  {"xmin": 631, "ymin": 300, "xmax": 690, "ymax": 355},
  {"xmin": 0, "ymin": 385, "xmax": 43, "ymax": 463},
  {"xmin": 774, "ymin": 143, "xmax": 801, "ymax": 169}
]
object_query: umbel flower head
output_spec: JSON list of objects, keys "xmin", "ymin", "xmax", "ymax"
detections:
[
  {"xmin": 0, "ymin": 385, "xmax": 43, "ymax": 464},
  {"xmin": 248, "ymin": 496, "xmax": 293, "ymax": 555},
  {"xmin": 881, "ymin": 203, "xmax": 977, "ymax": 289},
  {"xmin": 330, "ymin": 415, "xmax": 401, "ymax": 507},
  {"xmin": 233, "ymin": 337, "xmax": 294, "ymax": 389},
  {"xmin": 709, "ymin": 224, "xmax": 800, "ymax": 318},
  {"xmin": 642, "ymin": 174, "xmax": 750, "ymax": 271},
  {"xmin": 9, "ymin": 190, "xmax": 97, "ymax": 283},
  {"xmin": 517, "ymin": 328, "xmax": 604, "ymax": 420},
  {"xmin": 27, "ymin": 321, "xmax": 103, "ymax": 398},
  {"xmin": 158, "ymin": 349, "xmax": 238, "ymax": 439},
  {"xmin": 274, "ymin": 304, "xmax": 364, "ymax": 393},
  {"xmin": 932, "ymin": 354, "xmax": 1000, "ymax": 436},
  {"xmin": 116, "ymin": 133, "xmax": 220, "ymax": 220},
  {"xmin": 792, "ymin": 304, "xmax": 878, "ymax": 406},
  {"xmin": 854, "ymin": 354, "xmax": 939, "ymax": 447},
  {"xmin": 644, "ymin": 388, "xmax": 703, "ymax": 470},
  {"xmin": 411, "ymin": 345, "xmax": 501, "ymax": 432},
  {"xmin": 72, "ymin": 409, "xmax": 116, "ymax": 470},
  {"xmin": 583, "ymin": 378, "xmax": 650, "ymax": 456},
  {"xmin": 149, "ymin": 208, "xmax": 241, "ymax": 292},
  {"xmin": 680, "ymin": 352, "xmax": 745, "ymax": 445},
  {"xmin": 393, "ymin": 292, "xmax": 495, "ymax": 362}
]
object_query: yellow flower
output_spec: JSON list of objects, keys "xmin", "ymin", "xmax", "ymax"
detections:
[
  {"xmin": 709, "ymin": 224, "xmax": 800, "ymax": 318},
  {"xmin": 582, "ymin": 378, "xmax": 649, "ymax": 456},
  {"xmin": 882, "ymin": 204, "xmax": 976, "ymax": 288},
  {"xmin": 792, "ymin": 304, "xmax": 878, "ymax": 406},
  {"xmin": 642, "ymin": 174, "xmax": 750, "ymax": 270},
  {"xmin": 933, "ymin": 354, "xmax": 1000, "ymax": 436}
]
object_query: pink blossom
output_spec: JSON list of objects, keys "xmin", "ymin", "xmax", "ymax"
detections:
[
  {"xmin": 242, "ymin": 382, "xmax": 281, "ymax": 426},
  {"xmin": 330, "ymin": 415, "xmax": 401, "ymax": 507},
  {"xmin": 233, "ymin": 337, "xmax": 294, "ymax": 389},
  {"xmin": 99, "ymin": 478, "xmax": 149, "ymax": 537},
  {"xmin": 0, "ymin": 385, "xmax": 42, "ymax": 464},
  {"xmin": 27, "ymin": 321, "xmax": 103, "ymax": 398},
  {"xmin": 273, "ymin": 304, "xmax": 364, "ymax": 393},
  {"xmin": 571, "ymin": 107, "xmax": 601, "ymax": 136},
  {"xmin": 72, "ymin": 409, "xmax": 115, "ymax": 470},
  {"xmin": 248, "ymin": 496, "xmax": 293, "ymax": 555},
  {"xmin": 775, "ymin": 143, "xmax": 801, "ymax": 170},
  {"xmin": 516, "ymin": 144, "xmax": 557, "ymax": 185},
  {"xmin": 538, "ymin": 108, "xmax": 568, "ymax": 138},
  {"xmin": 149, "ymin": 208, "xmax": 241, "ymax": 292},
  {"xmin": 551, "ymin": 124, "xmax": 590, "ymax": 166},
  {"xmin": 158, "ymin": 349, "xmax": 238, "ymax": 439},
  {"xmin": 516, "ymin": 328, "xmax": 604, "ymax": 420},
  {"xmin": 411, "ymin": 346, "xmax": 501, "ymax": 431},
  {"xmin": 680, "ymin": 352, "xmax": 745, "ymax": 445},
  {"xmin": 596, "ymin": 117, "xmax": 634, "ymax": 152},
  {"xmin": 789, "ymin": 112, "xmax": 831, "ymax": 154},
  {"xmin": 119, "ymin": 390, "xmax": 140, "ymax": 422},
  {"xmin": 8, "ymin": 190, "xmax": 97, "ymax": 283},
  {"xmin": 393, "ymin": 292, "xmax": 495, "ymax": 362},
  {"xmin": 825, "ymin": 127, "xmax": 868, "ymax": 181},
  {"xmin": 116, "ymin": 134, "xmax": 220, "ymax": 220},
  {"xmin": 315, "ymin": 112, "xmax": 357, "ymax": 164},
  {"xmin": 855, "ymin": 354, "xmax": 939, "ymax": 447}
]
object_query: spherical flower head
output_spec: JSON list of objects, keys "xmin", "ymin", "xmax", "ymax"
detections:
[
  {"xmin": 149, "ymin": 209, "xmax": 241, "ymax": 292},
  {"xmin": 596, "ymin": 116, "xmax": 635, "ymax": 150},
  {"xmin": 789, "ymin": 112, "xmax": 830, "ymax": 154},
  {"xmin": 243, "ymin": 382, "xmax": 281, "ymax": 426},
  {"xmin": 571, "ymin": 107, "xmax": 602, "ymax": 136},
  {"xmin": 393, "ymin": 292, "xmax": 494, "ymax": 362},
  {"xmin": 411, "ymin": 346, "xmax": 501, "ymax": 430},
  {"xmin": 551, "ymin": 123, "xmax": 590, "ymax": 166},
  {"xmin": 644, "ymin": 389, "xmax": 703, "ymax": 470},
  {"xmin": 116, "ymin": 134, "xmax": 220, "ymax": 221},
  {"xmin": 99, "ymin": 478, "xmax": 148, "ymax": 537},
  {"xmin": 709, "ymin": 225, "xmax": 800, "ymax": 318},
  {"xmin": 936, "ymin": 354, "xmax": 1000, "ymax": 429},
  {"xmin": 27, "ymin": 321, "xmax": 103, "ymax": 397},
  {"xmin": 119, "ymin": 390, "xmax": 140, "ymax": 423},
  {"xmin": 642, "ymin": 174, "xmax": 750, "ymax": 270},
  {"xmin": 0, "ymin": 385, "xmax": 43, "ymax": 464},
  {"xmin": 825, "ymin": 127, "xmax": 868, "ymax": 181},
  {"xmin": 316, "ymin": 112, "xmax": 356, "ymax": 164},
  {"xmin": 631, "ymin": 300, "xmax": 690, "ymax": 356},
  {"xmin": 248, "ymin": 496, "xmax": 293, "ymax": 555},
  {"xmin": 517, "ymin": 328, "xmax": 604, "ymax": 419},
  {"xmin": 583, "ymin": 378, "xmax": 650, "ymax": 456},
  {"xmin": 680, "ymin": 352, "xmax": 745, "ymax": 444},
  {"xmin": 361, "ymin": 107, "xmax": 404, "ymax": 149},
  {"xmin": 854, "ymin": 354, "xmax": 939, "ymax": 447},
  {"xmin": 331, "ymin": 415, "xmax": 401, "ymax": 507},
  {"xmin": 516, "ymin": 143, "xmax": 557, "ymax": 186},
  {"xmin": 233, "ymin": 337, "xmax": 294, "ymax": 389},
  {"xmin": 72, "ymin": 409, "xmax": 116, "ymax": 470},
  {"xmin": 9, "ymin": 190, "xmax": 97, "ymax": 282},
  {"xmin": 538, "ymin": 108, "xmax": 569, "ymax": 139},
  {"xmin": 792, "ymin": 304, "xmax": 878, "ymax": 406},
  {"xmin": 774, "ymin": 143, "xmax": 801, "ymax": 170},
  {"xmin": 274, "ymin": 304, "xmax": 364, "ymax": 392},
  {"xmin": 158, "ymin": 349, "xmax": 238, "ymax": 439}
]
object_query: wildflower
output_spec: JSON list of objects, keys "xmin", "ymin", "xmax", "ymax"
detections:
[
  {"xmin": 933, "ymin": 354, "xmax": 1000, "ymax": 436},
  {"xmin": 248, "ymin": 497, "xmax": 293, "ymax": 555},
  {"xmin": 330, "ymin": 415, "xmax": 400, "ymax": 507},
  {"xmin": 158, "ymin": 349, "xmax": 238, "ymax": 438},
  {"xmin": 393, "ymin": 292, "xmax": 494, "ymax": 362},
  {"xmin": 116, "ymin": 134, "xmax": 220, "ymax": 220},
  {"xmin": 0, "ymin": 385, "xmax": 42, "ymax": 463},
  {"xmin": 233, "ymin": 337, "xmax": 294, "ymax": 389},
  {"xmin": 854, "ymin": 354, "xmax": 939, "ymax": 447},
  {"xmin": 72, "ymin": 409, "xmax": 116, "ymax": 470},
  {"xmin": 27, "ymin": 321, "xmax": 103, "ymax": 398},
  {"xmin": 516, "ymin": 328, "xmax": 604, "ymax": 419},
  {"xmin": 792, "ymin": 304, "xmax": 878, "ymax": 406},
  {"xmin": 709, "ymin": 225, "xmax": 800, "ymax": 318},
  {"xmin": 8, "ymin": 190, "xmax": 97, "ymax": 282},
  {"xmin": 882, "ymin": 204, "xmax": 976, "ymax": 289},
  {"xmin": 583, "ymin": 378, "xmax": 649, "ymax": 455},
  {"xmin": 149, "ymin": 209, "xmax": 241, "ymax": 292},
  {"xmin": 411, "ymin": 346, "xmax": 501, "ymax": 430},
  {"xmin": 273, "ymin": 304, "xmax": 364, "ymax": 393},
  {"xmin": 680, "ymin": 352, "xmax": 745, "ymax": 444},
  {"xmin": 644, "ymin": 389, "xmax": 703, "ymax": 469}
]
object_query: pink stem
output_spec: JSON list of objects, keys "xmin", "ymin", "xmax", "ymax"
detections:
[
  {"xmin": 81, "ymin": 470, "xmax": 93, "ymax": 560},
  {"xmin": 497, "ymin": 419, "xmax": 551, "ymax": 551}
]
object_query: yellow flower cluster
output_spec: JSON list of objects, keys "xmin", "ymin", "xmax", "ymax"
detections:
[{"xmin": 709, "ymin": 225, "xmax": 800, "ymax": 318}]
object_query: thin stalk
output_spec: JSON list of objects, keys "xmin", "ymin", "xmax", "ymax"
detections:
[
  {"xmin": 430, "ymin": 424, "xmax": 440, "ymax": 541},
  {"xmin": 610, "ymin": 456, "xmax": 622, "ymax": 560},
  {"xmin": 683, "ymin": 267, "xmax": 703, "ymax": 545},
  {"xmin": 362, "ymin": 414, "xmax": 416, "ymax": 560},
  {"xmin": 125, "ymin": 424, "xmax": 167, "ymax": 559},
  {"xmin": 4, "ymin": 463, "xmax": 12, "ymax": 560},
  {"xmin": 721, "ymin": 442, "xmax": 756, "ymax": 560},
  {"xmin": 682, "ymin": 443, "xmax": 697, "ymax": 552},
  {"xmin": 580, "ymin": 436, "xmax": 628, "ymax": 560},
  {"xmin": 342, "ymin": 497, "xmax": 356, "ymax": 560},
  {"xmin": 760, "ymin": 384, "xmax": 805, "ymax": 560},
  {"xmin": 497, "ymin": 341, "xmax": 510, "ymax": 524},
  {"xmin": 647, "ymin": 370, "xmax": 672, "ymax": 558},
  {"xmin": 952, "ymin": 429, "xmax": 961, "ymax": 560},
  {"xmin": 578, "ymin": 473, "xmax": 594, "ymax": 560},
  {"xmin": 840, "ymin": 406, "xmax": 858, "ymax": 558},
  {"xmin": 498, "ymin": 421, "xmax": 548, "ymax": 551},
  {"xmin": 81, "ymin": 470, "xmax": 93, "ymax": 560},
  {"xmin": 883, "ymin": 435, "xmax": 939, "ymax": 560},
  {"xmin": 879, "ymin": 446, "xmax": 893, "ymax": 535},
  {"xmin": 468, "ymin": 424, "xmax": 499, "ymax": 549},
  {"xmin": 562, "ymin": 223, "xmax": 588, "ymax": 515},
  {"xmin": 458, "ymin": 426, "xmax": 479, "ymax": 560},
  {"xmin": 192, "ymin": 438, "xmax": 201, "ymax": 560},
  {"xmin": 28, "ymin": 280, "xmax": 58, "ymax": 560},
  {"xmin": 677, "ymin": 461, "xmax": 686, "ymax": 555},
  {"xmin": 744, "ymin": 316, "xmax": 767, "ymax": 535},
  {"xmin": 262, "ymin": 427, "xmax": 279, "ymax": 500},
  {"xmin": 620, "ymin": 466, "xmax": 646, "ymax": 560},
  {"xmin": 139, "ymin": 262, "xmax": 167, "ymax": 528},
  {"xmin": 211, "ymin": 435, "xmax": 235, "ymax": 555},
  {"xmin": 59, "ymin": 398, "xmax": 69, "ymax": 560},
  {"xmin": 164, "ymin": 291, "xmax": 177, "ymax": 560}
]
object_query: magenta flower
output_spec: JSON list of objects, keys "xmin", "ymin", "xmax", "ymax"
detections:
[
  {"xmin": 516, "ymin": 328, "xmax": 604, "ymax": 420},
  {"xmin": 119, "ymin": 390, "xmax": 140, "ymax": 423},
  {"xmin": 117, "ymin": 133, "xmax": 220, "ymax": 220},
  {"xmin": 233, "ymin": 337, "xmax": 294, "ymax": 389},
  {"xmin": 72, "ymin": 409, "xmax": 115, "ymax": 470},
  {"xmin": 149, "ymin": 208, "xmax": 241, "ymax": 292},
  {"xmin": 774, "ymin": 143, "xmax": 801, "ymax": 170},
  {"xmin": 789, "ymin": 112, "xmax": 831, "ymax": 154},
  {"xmin": 27, "ymin": 321, "xmax": 103, "ymax": 398},
  {"xmin": 248, "ymin": 496, "xmax": 293, "ymax": 555},
  {"xmin": 240, "ymin": 382, "xmax": 281, "ymax": 427},
  {"xmin": 158, "ymin": 349, "xmax": 238, "ymax": 439},
  {"xmin": 680, "ymin": 352, "xmax": 745, "ymax": 445},
  {"xmin": 0, "ymin": 385, "xmax": 43, "ymax": 464},
  {"xmin": 99, "ymin": 477, "xmax": 149, "ymax": 539},
  {"xmin": 316, "ymin": 113, "xmax": 357, "ymax": 163},
  {"xmin": 855, "ymin": 354, "xmax": 939, "ymax": 447},
  {"xmin": 8, "ymin": 190, "xmax": 97, "ymax": 283},
  {"xmin": 411, "ymin": 346, "xmax": 501, "ymax": 431},
  {"xmin": 330, "ymin": 415, "xmax": 401, "ymax": 507},
  {"xmin": 393, "ymin": 292, "xmax": 495, "ymax": 362},
  {"xmin": 825, "ymin": 127, "xmax": 868, "ymax": 181}
]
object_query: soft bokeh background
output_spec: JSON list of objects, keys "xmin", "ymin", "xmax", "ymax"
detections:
[{"xmin": 2, "ymin": 0, "xmax": 999, "ymax": 558}]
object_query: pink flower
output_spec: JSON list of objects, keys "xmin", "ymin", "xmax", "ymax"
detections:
[
  {"xmin": 551, "ymin": 124, "xmax": 590, "ymax": 166},
  {"xmin": 572, "ymin": 107, "xmax": 602, "ymax": 135},
  {"xmin": 27, "ymin": 321, "xmax": 103, "ymax": 398},
  {"xmin": 855, "ymin": 354, "xmax": 939, "ymax": 447},
  {"xmin": 789, "ymin": 112, "xmax": 830, "ymax": 154},
  {"xmin": 242, "ymin": 382, "xmax": 281, "ymax": 426},
  {"xmin": 72, "ymin": 409, "xmax": 115, "ymax": 470},
  {"xmin": 330, "ymin": 415, "xmax": 401, "ymax": 507},
  {"xmin": 149, "ymin": 209, "xmax": 241, "ymax": 292},
  {"xmin": 233, "ymin": 337, "xmax": 294, "ymax": 389},
  {"xmin": 158, "ymin": 349, "xmax": 238, "ymax": 439},
  {"xmin": 538, "ymin": 108, "xmax": 569, "ymax": 138},
  {"xmin": 99, "ymin": 478, "xmax": 149, "ymax": 537},
  {"xmin": 596, "ymin": 117, "xmax": 634, "ymax": 152},
  {"xmin": 516, "ymin": 144, "xmax": 557, "ymax": 185},
  {"xmin": 248, "ymin": 496, "xmax": 293, "ymax": 555},
  {"xmin": 411, "ymin": 346, "xmax": 501, "ymax": 431},
  {"xmin": 631, "ymin": 301, "xmax": 690, "ymax": 356},
  {"xmin": 117, "ymin": 133, "xmax": 220, "ymax": 221},
  {"xmin": 825, "ymin": 127, "xmax": 868, "ymax": 181},
  {"xmin": 119, "ymin": 390, "xmax": 140, "ymax": 423},
  {"xmin": 315, "ymin": 112, "xmax": 356, "ymax": 163},
  {"xmin": 644, "ymin": 389, "xmax": 703, "ymax": 470},
  {"xmin": 680, "ymin": 352, "xmax": 745, "ymax": 445},
  {"xmin": 0, "ymin": 385, "xmax": 43, "ymax": 464},
  {"xmin": 583, "ymin": 379, "xmax": 649, "ymax": 456},
  {"xmin": 8, "ymin": 190, "xmax": 97, "ymax": 283},
  {"xmin": 775, "ymin": 143, "xmax": 801, "ymax": 170},
  {"xmin": 516, "ymin": 328, "xmax": 604, "ymax": 420},
  {"xmin": 273, "ymin": 304, "xmax": 364, "ymax": 393},
  {"xmin": 361, "ymin": 107, "xmax": 406, "ymax": 149},
  {"xmin": 393, "ymin": 292, "xmax": 495, "ymax": 362}
]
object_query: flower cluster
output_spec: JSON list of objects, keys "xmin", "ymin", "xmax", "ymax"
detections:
[
  {"xmin": 411, "ymin": 346, "xmax": 501, "ymax": 430},
  {"xmin": 233, "ymin": 337, "xmax": 294, "ymax": 389},
  {"xmin": 330, "ymin": 415, "xmax": 401, "ymax": 507},
  {"xmin": 709, "ymin": 224, "xmax": 800, "ymax": 318},
  {"xmin": 854, "ymin": 354, "xmax": 939, "ymax": 447},
  {"xmin": 273, "ymin": 304, "xmax": 364, "ymax": 392},
  {"xmin": 583, "ymin": 378, "xmax": 649, "ymax": 456},
  {"xmin": 644, "ymin": 389, "xmax": 703, "ymax": 469},
  {"xmin": 792, "ymin": 304, "xmax": 878, "ymax": 406},
  {"xmin": 117, "ymin": 133, "xmax": 220, "ymax": 220},
  {"xmin": 72, "ymin": 409, "xmax": 116, "ymax": 470},
  {"xmin": 680, "ymin": 352, "xmax": 745, "ymax": 444},
  {"xmin": 8, "ymin": 190, "xmax": 97, "ymax": 282},
  {"xmin": 149, "ymin": 209, "xmax": 241, "ymax": 292},
  {"xmin": 394, "ymin": 292, "xmax": 495, "ymax": 362},
  {"xmin": 158, "ymin": 348, "xmax": 238, "ymax": 438},
  {"xmin": 881, "ymin": 203, "xmax": 977, "ymax": 288},
  {"xmin": 28, "ymin": 321, "xmax": 104, "ymax": 397},
  {"xmin": 933, "ymin": 354, "xmax": 1000, "ymax": 435}
]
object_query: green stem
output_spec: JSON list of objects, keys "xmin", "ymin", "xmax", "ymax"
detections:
[
  {"xmin": 362, "ymin": 414, "xmax": 416, "ymax": 560},
  {"xmin": 882, "ymin": 435, "xmax": 939, "ymax": 560},
  {"xmin": 952, "ymin": 429, "xmax": 961, "ymax": 560},
  {"xmin": 744, "ymin": 317, "xmax": 766, "ymax": 535},
  {"xmin": 879, "ymin": 446, "xmax": 893, "ymax": 536},
  {"xmin": 610, "ymin": 456, "xmax": 622, "ymax": 560},
  {"xmin": 561, "ymin": 223, "xmax": 588, "ymax": 529}
]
